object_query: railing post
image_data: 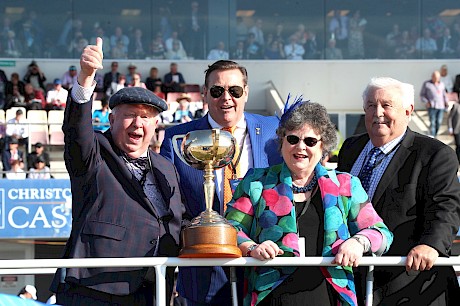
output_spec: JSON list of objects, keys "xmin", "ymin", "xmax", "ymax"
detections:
[{"xmin": 155, "ymin": 264, "xmax": 167, "ymax": 306}]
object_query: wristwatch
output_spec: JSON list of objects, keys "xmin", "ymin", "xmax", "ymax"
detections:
[
  {"xmin": 246, "ymin": 243, "xmax": 259, "ymax": 257},
  {"xmin": 350, "ymin": 235, "xmax": 370, "ymax": 253}
]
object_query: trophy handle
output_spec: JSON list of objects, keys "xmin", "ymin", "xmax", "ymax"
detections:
[{"xmin": 172, "ymin": 134, "xmax": 189, "ymax": 165}]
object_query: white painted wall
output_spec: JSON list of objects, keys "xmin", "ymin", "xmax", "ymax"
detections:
[{"xmin": 2, "ymin": 59, "xmax": 459, "ymax": 113}]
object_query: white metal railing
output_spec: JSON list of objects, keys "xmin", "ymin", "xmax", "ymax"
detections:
[{"xmin": 1, "ymin": 256, "xmax": 459, "ymax": 306}]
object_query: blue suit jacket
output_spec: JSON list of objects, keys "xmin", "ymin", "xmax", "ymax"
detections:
[{"xmin": 161, "ymin": 113, "xmax": 282, "ymax": 304}]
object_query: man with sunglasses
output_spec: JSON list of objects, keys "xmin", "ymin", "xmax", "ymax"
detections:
[
  {"xmin": 161, "ymin": 60, "xmax": 283, "ymax": 306},
  {"xmin": 337, "ymin": 77, "xmax": 460, "ymax": 305}
]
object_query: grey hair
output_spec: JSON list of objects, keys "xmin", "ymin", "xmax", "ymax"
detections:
[
  {"xmin": 276, "ymin": 102, "xmax": 337, "ymax": 159},
  {"xmin": 362, "ymin": 77, "xmax": 414, "ymax": 109}
]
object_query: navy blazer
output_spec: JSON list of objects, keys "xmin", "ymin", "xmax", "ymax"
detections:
[
  {"xmin": 161, "ymin": 113, "xmax": 283, "ymax": 304},
  {"xmin": 337, "ymin": 128, "xmax": 460, "ymax": 305},
  {"xmin": 51, "ymin": 96, "xmax": 185, "ymax": 297}
]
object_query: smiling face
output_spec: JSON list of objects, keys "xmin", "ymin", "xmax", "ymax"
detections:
[
  {"xmin": 203, "ymin": 68, "xmax": 248, "ymax": 127},
  {"xmin": 364, "ymin": 86, "xmax": 413, "ymax": 147},
  {"xmin": 281, "ymin": 123, "xmax": 323, "ymax": 180},
  {"xmin": 109, "ymin": 103, "xmax": 159, "ymax": 158}
]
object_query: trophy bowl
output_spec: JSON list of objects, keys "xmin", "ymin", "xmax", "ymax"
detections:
[{"xmin": 173, "ymin": 129, "xmax": 242, "ymax": 258}]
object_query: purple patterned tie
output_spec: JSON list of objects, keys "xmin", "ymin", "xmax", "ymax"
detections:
[{"xmin": 359, "ymin": 147, "xmax": 383, "ymax": 192}]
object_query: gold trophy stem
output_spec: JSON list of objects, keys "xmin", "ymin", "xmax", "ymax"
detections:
[{"xmin": 203, "ymin": 161, "xmax": 215, "ymax": 213}]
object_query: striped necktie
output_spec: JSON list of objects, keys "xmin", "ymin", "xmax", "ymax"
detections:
[{"xmin": 221, "ymin": 126, "xmax": 239, "ymax": 213}]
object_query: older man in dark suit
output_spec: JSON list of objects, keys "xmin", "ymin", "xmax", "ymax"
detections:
[
  {"xmin": 51, "ymin": 38, "xmax": 185, "ymax": 306},
  {"xmin": 337, "ymin": 77, "xmax": 460, "ymax": 305}
]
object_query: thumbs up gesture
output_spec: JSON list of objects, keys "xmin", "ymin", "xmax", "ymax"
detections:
[{"xmin": 78, "ymin": 37, "xmax": 104, "ymax": 87}]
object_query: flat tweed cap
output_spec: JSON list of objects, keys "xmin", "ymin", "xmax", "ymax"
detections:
[{"xmin": 109, "ymin": 87, "xmax": 167, "ymax": 112}]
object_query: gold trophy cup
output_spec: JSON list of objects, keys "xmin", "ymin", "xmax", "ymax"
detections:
[{"xmin": 172, "ymin": 129, "xmax": 242, "ymax": 258}]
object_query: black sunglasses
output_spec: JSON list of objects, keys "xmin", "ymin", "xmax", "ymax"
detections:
[
  {"xmin": 286, "ymin": 135, "xmax": 321, "ymax": 147},
  {"xmin": 209, "ymin": 85, "xmax": 244, "ymax": 99}
]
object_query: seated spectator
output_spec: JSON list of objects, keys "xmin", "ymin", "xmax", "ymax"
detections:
[
  {"xmin": 27, "ymin": 142, "xmax": 50, "ymax": 168},
  {"xmin": 128, "ymin": 73, "xmax": 147, "ymax": 89},
  {"xmin": 129, "ymin": 27, "xmax": 146, "ymax": 59},
  {"xmin": 325, "ymin": 38, "xmax": 343, "ymax": 59},
  {"xmin": 93, "ymin": 72, "xmax": 104, "ymax": 100},
  {"xmin": 3, "ymin": 30, "xmax": 23, "ymax": 58},
  {"xmin": 149, "ymin": 32, "xmax": 166, "ymax": 59},
  {"xmin": 24, "ymin": 83, "xmax": 45, "ymax": 110},
  {"xmin": 5, "ymin": 109, "xmax": 28, "ymax": 153},
  {"xmin": 194, "ymin": 99, "xmax": 208, "ymax": 119},
  {"xmin": 284, "ymin": 34, "xmax": 305, "ymax": 60},
  {"xmin": 92, "ymin": 98, "xmax": 110, "ymax": 132},
  {"xmin": 23, "ymin": 61, "xmax": 47, "ymax": 93},
  {"xmin": 125, "ymin": 63, "xmax": 139, "ymax": 85},
  {"xmin": 152, "ymin": 85, "xmax": 165, "ymax": 100},
  {"xmin": 245, "ymin": 32, "xmax": 263, "ymax": 59},
  {"xmin": 145, "ymin": 67, "xmax": 163, "ymax": 93},
  {"xmin": 106, "ymin": 74, "xmax": 126, "ymax": 98},
  {"xmin": 165, "ymin": 30, "xmax": 184, "ymax": 51},
  {"xmin": 264, "ymin": 39, "xmax": 285, "ymax": 59},
  {"xmin": 162, "ymin": 62, "xmax": 186, "ymax": 94},
  {"xmin": 2, "ymin": 137, "xmax": 24, "ymax": 174},
  {"xmin": 165, "ymin": 40, "xmax": 188, "ymax": 60},
  {"xmin": 28, "ymin": 156, "xmax": 51, "ymax": 179},
  {"xmin": 110, "ymin": 26, "xmax": 129, "ymax": 58},
  {"xmin": 395, "ymin": 30, "xmax": 415, "ymax": 59},
  {"xmin": 102, "ymin": 61, "xmax": 120, "ymax": 95},
  {"xmin": 207, "ymin": 41, "xmax": 229, "ymax": 60},
  {"xmin": 45, "ymin": 78, "xmax": 68, "ymax": 110},
  {"xmin": 173, "ymin": 93, "xmax": 193, "ymax": 123},
  {"xmin": 230, "ymin": 40, "xmax": 246, "ymax": 60},
  {"xmin": 150, "ymin": 140, "xmax": 162, "ymax": 153},
  {"xmin": 415, "ymin": 28, "xmax": 438, "ymax": 58},
  {"xmin": 61, "ymin": 65, "xmax": 78, "ymax": 90},
  {"xmin": 4, "ymin": 72, "xmax": 26, "ymax": 109}
]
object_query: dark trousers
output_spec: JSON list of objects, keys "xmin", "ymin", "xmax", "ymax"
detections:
[
  {"xmin": 56, "ymin": 282, "xmax": 155, "ymax": 306},
  {"xmin": 454, "ymin": 133, "xmax": 460, "ymax": 164}
]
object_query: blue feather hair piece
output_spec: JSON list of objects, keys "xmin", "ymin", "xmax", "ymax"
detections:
[{"xmin": 277, "ymin": 93, "xmax": 310, "ymax": 126}]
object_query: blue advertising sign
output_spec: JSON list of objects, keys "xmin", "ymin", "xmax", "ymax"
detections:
[{"xmin": 0, "ymin": 179, "xmax": 72, "ymax": 239}]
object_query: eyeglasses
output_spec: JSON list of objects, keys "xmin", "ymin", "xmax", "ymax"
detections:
[
  {"xmin": 209, "ymin": 85, "xmax": 244, "ymax": 99},
  {"xmin": 285, "ymin": 135, "xmax": 321, "ymax": 147}
]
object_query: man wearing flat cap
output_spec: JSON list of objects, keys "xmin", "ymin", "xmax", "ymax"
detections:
[{"xmin": 51, "ymin": 37, "xmax": 186, "ymax": 306}]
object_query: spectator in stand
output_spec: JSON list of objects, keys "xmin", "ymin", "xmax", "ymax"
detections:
[
  {"xmin": 150, "ymin": 140, "xmax": 162, "ymax": 154},
  {"xmin": 145, "ymin": 67, "xmax": 163, "ymax": 93},
  {"xmin": 125, "ymin": 63, "xmax": 138, "ymax": 85},
  {"xmin": 162, "ymin": 62, "xmax": 186, "ymax": 94},
  {"xmin": 111, "ymin": 38, "xmax": 128, "ymax": 59},
  {"xmin": 165, "ymin": 40, "xmax": 188, "ymax": 60},
  {"xmin": 230, "ymin": 40, "xmax": 246, "ymax": 60},
  {"xmin": 4, "ymin": 72, "xmax": 26, "ymax": 109},
  {"xmin": 90, "ymin": 25, "xmax": 111, "ymax": 56},
  {"xmin": 185, "ymin": 1, "xmax": 205, "ymax": 59},
  {"xmin": 264, "ymin": 39, "xmax": 285, "ymax": 59},
  {"xmin": 27, "ymin": 142, "xmax": 50, "ymax": 168},
  {"xmin": 348, "ymin": 10, "xmax": 367, "ymax": 59},
  {"xmin": 394, "ymin": 30, "xmax": 416, "ymax": 59},
  {"xmin": 3, "ymin": 30, "xmax": 23, "ymax": 58},
  {"xmin": 304, "ymin": 30, "xmax": 322, "ymax": 59},
  {"xmin": 420, "ymin": 70, "xmax": 448, "ymax": 137},
  {"xmin": 109, "ymin": 26, "xmax": 129, "ymax": 57},
  {"xmin": 329, "ymin": 10, "xmax": 349, "ymax": 52},
  {"xmin": 0, "ymin": 68, "xmax": 8, "ymax": 109},
  {"xmin": 438, "ymin": 27, "xmax": 456, "ymax": 59},
  {"xmin": 165, "ymin": 30, "xmax": 184, "ymax": 52},
  {"xmin": 236, "ymin": 17, "xmax": 248, "ymax": 43},
  {"xmin": 92, "ymin": 98, "xmax": 110, "ymax": 132},
  {"xmin": 385, "ymin": 23, "xmax": 401, "ymax": 57},
  {"xmin": 2, "ymin": 137, "xmax": 24, "ymax": 174},
  {"xmin": 194, "ymin": 99, "xmax": 208, "ymax": 119},
  {"xmin": 28, "ymin": 155, "xmax": 51, "ymax": 179},
  {"xmin": 207, "ymin": 41, "xmax": 229, "ymax": 60},
  {"xmin": 67, "ymin": 32, "xmax": 89, "ymax": 57},
  {"xmin": 273, "ymin": 22, "xmax": 287, "ymax": 46},
  {"xmin": 106, "ymin": 74, "xmax": 126, "ymax": 98},
  {"xmin": 128, "ymin": 73, "xmax": 147, "ymax": 89},
  {"xmin": 173, "ymin": 93, "xmax": 193, "ymax": 123},
  {"xmin": 45, "ymin": 78, "xmax": 68, "ymax": 111},
  {"xmin": 93, "ymin": 72, "xmax": 104, "ymax": 100},
  {"xmin": 23, "ymin": 61, "xmax": 47, "ymax": 93},
  {"xmin": 440, "ymin": 64, "xmax": 454, "ymax": 93},
  {"xmin": 23, "ymin": 83, "xmax": 45, "ymax": 110},
  {"xmin": 129, "ymin": 27, "xmax": 146, "ymax": 59},
  {"xmin": 249, "ymin": 18, "xmax": 265, "ymax": 48},
  {"xmin": 324, "ymin": 38, "xmax": 343, "ymax": 59},
  {"xmin": 416, "ymin": 28, "xmax": 438, "ymax": 59},
  {"xmin": 284, "ymin": 34, "xmax": 305, "ymax": 60},
  {"xmin": 245, "ymin": 32, "xmax": 262, "ymax": 59},
  {"xmin": 149, "ymin": 32, "xmax": 166, "ymax": 59},
  {"xmin": 61, "ymin": 65, "xmax": 78, "ymax": 90},
  {"xmin": 6, "ymin": 159, "xmax": 26, "ymax": 179},
  {"xmin": 103, "ymin": 61, "xmax": 120, "ymax": 94},
  {"xmin": 5, "ymin": 109, "xmax": 28, "ymax": 153}
]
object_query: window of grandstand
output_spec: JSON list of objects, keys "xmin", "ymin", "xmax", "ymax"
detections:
[{"xmin": 0, "ymin": 0, "xmax": 458, "ymax": 60}]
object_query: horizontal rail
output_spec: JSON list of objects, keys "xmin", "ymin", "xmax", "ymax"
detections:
[{"xmin": 1, "ymin": 257, "xmax": 459, "ymax": 306}]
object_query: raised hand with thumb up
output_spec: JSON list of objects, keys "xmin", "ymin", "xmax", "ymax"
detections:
[{"xmin": 78, "ymin": 37, "xmax": 104, "ymax": 88}]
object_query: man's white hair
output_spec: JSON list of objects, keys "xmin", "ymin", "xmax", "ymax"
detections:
[{"xmin": 362, "ymin": 77, "xmax": 414, "ymax": 109}]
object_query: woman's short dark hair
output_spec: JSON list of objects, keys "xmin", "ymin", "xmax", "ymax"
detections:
[
  {"xmin": 276, "ymin": 101, "xmax": 337, "ymax": 158},
  {"xmin": 204, "ymin": 60, "xmax": 248, "ymax": 87}
]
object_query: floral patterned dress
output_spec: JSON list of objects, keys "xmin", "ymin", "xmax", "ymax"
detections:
[{"xmin": 224, "ymin": 162, "xmax": 393, "ymax": 306}]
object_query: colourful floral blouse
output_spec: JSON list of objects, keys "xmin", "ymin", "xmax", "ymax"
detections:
[{"xmin": 224, "ymin": 162, "xmax": 393, "ymax": 306}]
